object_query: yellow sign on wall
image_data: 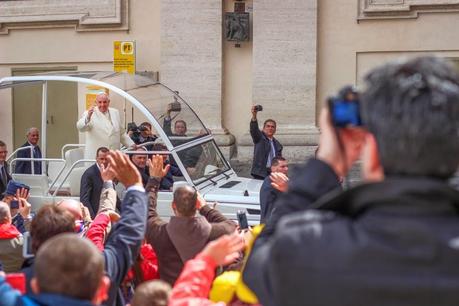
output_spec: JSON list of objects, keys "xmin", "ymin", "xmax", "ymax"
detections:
[{"xmin": 113, "ymin": 41, "xmax": 136, "ymax": 74}]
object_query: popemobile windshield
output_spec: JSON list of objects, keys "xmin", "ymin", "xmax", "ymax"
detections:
[{"xmin": 0, "ymin": 72, "xmax": 262, "ymax": 224}]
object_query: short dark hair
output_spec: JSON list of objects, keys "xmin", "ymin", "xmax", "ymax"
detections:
[
  {"xmin": 0, "ymin": 140, "xmax": 6, "ymax": 147},
  {"xmin": 173, "ymin": 186, "xmax": 197, "ymax": 217},
  {"xmin": 140, "ymin": 122, "xmax": 152, "ymax": 129},
  {"xmin": 271, "ymin": 156, "xmax": 286, "ymax": 167},
  {"xmin": 96, "ymin": 147, "xmax": 109, "ymax": 158},
  {"xmin": 361, "ymin": 56, "xmax": 459, "ymax": 178},
  {"xmin": 30, "ymin": 205, "xmax": 75, "ymax": 253},
  {"xmin": 35, "ymin": 233, "xmax": 104, "ymax": 300},
  {"xmin": 175, "ymin": 120, "xmax": 187, "ymax": 129},
  {"xmin": 263, "ymin": 119, "xmax": 276, "ymax": 128},
  {"xmin": 131, "ymin": 280, "xmax": 171, "ymax": 306}
]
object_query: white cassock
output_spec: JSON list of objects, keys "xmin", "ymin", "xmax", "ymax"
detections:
[{"xmin": 76, "ymin": 107, "xmax": 134, "ymax": 159}]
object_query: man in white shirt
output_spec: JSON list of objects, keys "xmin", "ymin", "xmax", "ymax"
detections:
[{"xmin": 77, "ymin": 92, "xmax": 134, "ymax": 159}]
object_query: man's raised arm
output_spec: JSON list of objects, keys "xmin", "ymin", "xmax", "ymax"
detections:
[{"xmin": 102, "ymin": 150, "xmax": 148, "ymax": 306}]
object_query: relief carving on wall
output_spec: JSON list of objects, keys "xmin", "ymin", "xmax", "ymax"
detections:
[
  {"xmin": 0, "ymin": 0, "xmax": 128, "ymax": 34},
  {"xmin": 358, "ymin": 0, "xmax": 459, "ymax": 20}
]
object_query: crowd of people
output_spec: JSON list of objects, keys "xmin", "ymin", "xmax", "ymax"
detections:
[{"xmin": 1, "ymin": 56, "xmax": 459, "ymax": 306}]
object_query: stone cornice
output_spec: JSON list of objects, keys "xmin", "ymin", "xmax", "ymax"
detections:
[
  {"xmin": 0, "ymin": 0, "xmax": 129, "ymax": 34},
  {"xmin": 358, "ymin": 0, "xmax": 459, "ymax": 20}
]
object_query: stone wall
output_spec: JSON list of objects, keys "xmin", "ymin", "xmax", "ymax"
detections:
[{"xmin": 237, "ymin": 0, "xmax": 319, "ymax": 164}]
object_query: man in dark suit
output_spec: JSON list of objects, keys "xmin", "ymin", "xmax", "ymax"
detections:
[
  {"xmin": 15, "ymin": 127, "xmax": 42, "ymax": 175},
  {"xmin": 250, "ymin": 106, "xmax": 283, "ymax": 179},
  {"xmin": 259, "ymin": 157, "xmax": 288, "ymax": 224},
  {"xmin": 80, "ymin": 146, "xmax": 109, "ymax": 219},
  {"xmin": 0, "ymin": 141, "xmax": 12, "ymax": 195}
]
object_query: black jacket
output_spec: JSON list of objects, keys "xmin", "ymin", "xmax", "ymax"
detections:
[
  {"xmin": 244, "ymin": 159, "xmax": 459, "ymax": 306},
  {"xmin": 80, "ymin": 163, "xmax": 103, "ymax": 219},
  {"xmin": 15, "ymin": 142, "xmax": 42, "ymax": 175},
  {"xmin": 250, "ymin": 120, "xmax": 282, "ymax": 178},
  {"xmin": 259, "ymin": 176, "xmax": 280, "ymax": 224}
]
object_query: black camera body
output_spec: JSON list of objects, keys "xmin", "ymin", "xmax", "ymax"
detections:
[
  {"xmin": 127, "ymin": 122, "xmax": 141, "ymax": 142},
  {"xmin": 168, "ymin": 101, "xmax": 182, "ymax": 113},
  {"xmin": 237, "ymin": 210, "xmax": 249, "ymax": 229},
  {"xmin": 254, "ymin": 105, "xmax": 263, "ymax": 112}
]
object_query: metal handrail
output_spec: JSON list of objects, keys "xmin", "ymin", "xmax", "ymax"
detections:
[
  {"xmin": 123, "ymin": 150, "xmax": 171, "ymax": 155},
  {"xmin": 7, "ymin": 146, "xmax": 37, "ymax": 173},
  {"xmin": 137, "ymin": 141, "xmax": 157, "ymax": 148},
  {"xmin": 61, "ymin": 144, "xmax": 86, "ymax": 160},
  {"xmin": 10, "ymin": 157, "xmax": 65, "ymax": 176},
  {"xmin": 52, "ymin": 159, "xmax": 95, "ymax": 197},
  {"xmin": 6, "ymin": 146, "xmax": 33, "ymax": 162},
  {"xmin": 47, "ymin": 159, "xmax": 76, "ymax": 194}
]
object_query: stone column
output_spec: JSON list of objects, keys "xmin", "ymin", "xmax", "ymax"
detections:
[
  {"xmin": 160, "ymin": 0, "xmax": 235, "ymax": 157},
  {"xmin": 238, "ymin": 0, "xmax": 319, "ymax": 162}
]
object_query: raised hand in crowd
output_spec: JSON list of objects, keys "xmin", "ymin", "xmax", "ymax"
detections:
[
  {"xmin": 107, "ymin": 150, "xmax": 142, "ymax": 188},
  {"xmin": 147, "ymin": 154, "xmax": 170, "ymax": 178},
  {"xmin": 200, "ymin": 233, "xmax": 245, "ymax": 266},
  {"xmin": 195, "ymin": 192, "xmax": 207, "ymax": 210},
  {"xmin": 100, "ymin": 162, "xmax": 116, "ymax": 182},
  {"xmin": 250, "ymin": 105, "xmax": 258, "ymax": 121},
  {"xmin": 16, "ymin": 187, "xmax": 31, "ymax": 219},
  {"xmin": 270, "ymin": 172, "xmax": 289, "ymax": 192}
]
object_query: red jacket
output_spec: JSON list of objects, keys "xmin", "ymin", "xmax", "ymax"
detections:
[
  {"xmin": 169, "ymin": 254, "xmax": 225, "ymax": 306},
  {"xmin": 86, "ymin": 214, "xmax": 159, "ymax": 282},
  {"xmin": 85, "ymin": 213, "xmax": 109, "ymax": 251},
  {"xmin": 124, "ymin": 243, "xmax": 159, "ymax": 283}
]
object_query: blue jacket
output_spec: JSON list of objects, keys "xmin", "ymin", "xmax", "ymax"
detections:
[
  {"xmin": 0, "ymin": 276, "xmax": 94, "ymax": 306},
  {"xmin": 103, "ymin": 188, "xmax": 148, "ymax": 306},
  {"xmin": 15, "ymin": 143, "xmax": 42, "ymax": 175}
]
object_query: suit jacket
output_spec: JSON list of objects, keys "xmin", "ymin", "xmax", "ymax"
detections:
[
  {"xmin": 80, "ymin": 163, "xmax": 103, "ymax": 219},
  {"xmin": 15, "ymin": 142, "xmax": 42, "ymax": 175},
  {"xmin": 250, "ymin": 120, "xmax": 283, "ymax": 179},
  {"xmin": 76, "ymin": 107, "xmax": 134, "ymax": 159},
  {"xmin": 0, "ymin": 162, "xmax": 12, "ymax": 195}
]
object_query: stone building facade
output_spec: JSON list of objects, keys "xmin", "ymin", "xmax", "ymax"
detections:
[{"xmin": 1, "ymin": 0, "xmax": 459, "ymax": 165}]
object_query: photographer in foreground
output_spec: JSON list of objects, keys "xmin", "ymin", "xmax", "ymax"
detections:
[{"xmin": 244, "ymin": 56, "xmax": 459, "ymax": 306}]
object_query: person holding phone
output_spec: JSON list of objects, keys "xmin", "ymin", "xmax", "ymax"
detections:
[
  {"xmin": 249, "ymin": 105, "xmax": 283, "ymax": 180},
  {"xmin": 1, "ymin": 181, "xmax": 32, "ymax": 234}
]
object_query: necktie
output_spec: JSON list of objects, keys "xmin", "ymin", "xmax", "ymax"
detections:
[
  {"xmin": 267, "ymin": 140, "xmax": 276, "ymax": 167},
  {"xmin": 1, "ymin": 165, "xmax": 7, "ymax": 185}
]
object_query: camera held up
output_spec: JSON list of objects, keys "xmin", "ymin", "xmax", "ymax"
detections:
[{"xmin": 328, "ymin": 86, "xmax": 362, "ymax": 128}]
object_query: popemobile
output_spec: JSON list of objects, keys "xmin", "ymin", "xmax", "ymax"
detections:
[{"xmin": 0, "ymin": 71, "xmax": 262, "ymax": 224}]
